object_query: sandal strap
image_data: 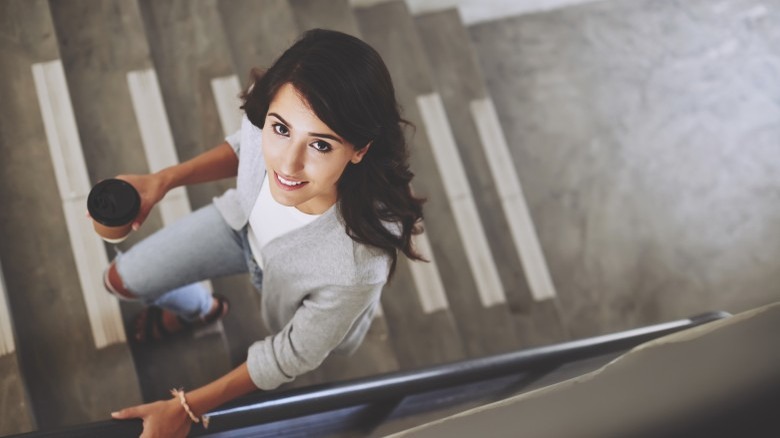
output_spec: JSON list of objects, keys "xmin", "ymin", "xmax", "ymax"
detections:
[
  {"xmin": 146, "ymin": 306, "xmax": 170, "ymax": 339},
  {"xmin": 202, "ymin": 295, "xmax": 228, "ymax": 325}
]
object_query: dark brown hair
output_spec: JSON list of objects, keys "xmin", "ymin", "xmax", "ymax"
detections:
[{"xmin": 241, "ymin": 29, "xmax": 425, "ymax": 279}]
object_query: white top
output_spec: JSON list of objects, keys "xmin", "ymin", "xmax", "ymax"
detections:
[{"xmin": 247, "ymin": 175, "xmax": 321, "ymax": 268}]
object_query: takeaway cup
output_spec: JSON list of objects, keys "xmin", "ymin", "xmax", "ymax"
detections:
[{"xmin": 87, "ymin": 178, "xmax": 140, "ymax": 243}]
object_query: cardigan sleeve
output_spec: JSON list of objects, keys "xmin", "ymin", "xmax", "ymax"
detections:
[
  {"xmin": 225, "ymin": 129, "xmax": 241, "ymax": 156},
  {"xmin": 246, "ymin": 282, "xmax": 383, "ymax": 390}
]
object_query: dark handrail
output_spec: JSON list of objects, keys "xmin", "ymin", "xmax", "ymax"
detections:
[{"xmin": 7, "ymin": 311, "xmax": 730, "ymax": 437}]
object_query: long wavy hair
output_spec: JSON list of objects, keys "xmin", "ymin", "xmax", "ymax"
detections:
[{"xmin": 241, "ymin": 29, "xmax": 425, "ymax": 279}]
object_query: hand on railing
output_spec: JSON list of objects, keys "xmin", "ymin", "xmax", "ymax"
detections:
[{"xmin": 111, "ymin": 398, "xmax": 191, "ymax": 438}]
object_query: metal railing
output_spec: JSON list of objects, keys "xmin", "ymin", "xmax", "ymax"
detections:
[{"xmin": 8, "ymin": 311, "xmax": 730, "ymax": 437}]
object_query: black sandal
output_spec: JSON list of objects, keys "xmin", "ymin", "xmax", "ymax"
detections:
[
  {"xmin": 131, "ymin": 295, "xmax": 229, "ymax": 343},
  {"xmin": 132, "ymin": 306, "xmax": 170, "ymax": 343}
]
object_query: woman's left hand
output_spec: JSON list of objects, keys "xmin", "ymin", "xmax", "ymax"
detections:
[{"xmin": 111, "ymin": 398, "xmax": 192, "ymax": 438}]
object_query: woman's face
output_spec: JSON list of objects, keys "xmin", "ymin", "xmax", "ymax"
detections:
[{"xmin": 261, "ymin": 83, "xmax": 368, "ymax": 215}]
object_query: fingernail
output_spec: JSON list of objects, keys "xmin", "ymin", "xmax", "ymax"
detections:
[
  {"xmin": 111, "ymin": 412, "xmax": 119, "ymax": 417},
  {"xmin": 132, "ymin": 223, "xmax": 139, "ymax": 231}
]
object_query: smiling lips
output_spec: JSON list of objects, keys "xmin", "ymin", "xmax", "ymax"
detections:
[{"xmin": 274, "ymin": 171, "xmax": 308, "ymax": 191}]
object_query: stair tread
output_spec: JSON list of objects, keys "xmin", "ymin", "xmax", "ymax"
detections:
[
  {"xmin": 289, "ymin": 0, "xmax": 361, "ymax": 35},
  {"xmin": 415, "ymin": 9, "xmax": 568, "ymax": 346},
  {"xmin": 218, "ymin": 0, "xmax": 300, "ymax": 79}
]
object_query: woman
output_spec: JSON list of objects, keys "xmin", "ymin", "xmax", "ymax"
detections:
[{"xmin": 106, "ymin": 29, "xmax": 425, "ymax": 436}]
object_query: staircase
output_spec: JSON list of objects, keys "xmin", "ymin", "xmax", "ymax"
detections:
[
  {"xmin": 4, "ymin": 0, "xmax": 780, "ymax": 435},
  {"xmin": 0, "ymin": 0, "xmax": 567, "ymax": 434}
]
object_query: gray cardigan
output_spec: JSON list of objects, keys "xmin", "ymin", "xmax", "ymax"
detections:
[{"xmin": 214, "ymin": 116, "xmax": 390, "ymax": 390}]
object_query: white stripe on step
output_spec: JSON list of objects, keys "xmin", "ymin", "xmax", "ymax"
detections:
[
  {"xmin": 211, "ymin": 75, "xmax": 243, "ymax": 136},
  {"xmin": 470, "ymin": 98, "xmax": 557, "ymax": 301},
  {"xmin": 33, "ymin": 60, "xmax": 126, "ymax": 348},
  {"xmin": 0, "ymin": 261, "xmax": 15, "ymax": 356},
  {"xmin": 417, "ymin": 93, "xmax": 506, "ymax": 307},
  {"xmin": 127, "ymin": 69, "xmax": 192, "ymax": 225},
  {"xmin": 127, "ymin": 69, "xmax": 213, "ymax": 295},
  {"xmin": 408, "ymin": 228, "xmax": 450, "ymax": 313}
]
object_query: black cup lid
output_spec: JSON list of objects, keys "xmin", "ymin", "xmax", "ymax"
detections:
[{"xmin": 87, "ymin": 179, "xmax": 140, "ymax": 227}]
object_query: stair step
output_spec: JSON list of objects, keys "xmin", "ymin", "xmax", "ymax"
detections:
[
  {"xmin": 0, "ymin": 0, "xmax": 142, "ymax": 429},
  {"xmin": 0, "ymin": 353, "xmax": 34, "ymax": 435},
  {"xmin": 0, "ymin": 260, "xmax": 34, "ymax": 435},
  {"xmin": 354, "ymin": 0, "xmax": 523, "ymax": 358},
  {"xmin": 218, "ymin": 0, "xmax": 300, "ymax": 80},
  {"xmin": 414, "ymin": 9, "xmax": 568, "ymax": 347},
  {"xmin": 289, "ymin": 0, "xmax": 361, "ymax": 35},
  {"xmin": 380, "ymin": 260, "xmax": 467, "ymax": 368},
  {"xmin": 0, "ymin": 353, "xmax": 35, "ymax": 436}
]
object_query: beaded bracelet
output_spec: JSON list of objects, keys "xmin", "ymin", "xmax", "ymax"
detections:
[{"xmin": 170, "ymin": 388, "xmax": 209, "ymax": 428}]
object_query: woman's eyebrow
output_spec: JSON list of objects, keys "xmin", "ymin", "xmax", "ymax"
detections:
[{"xmin": 268, "ymin": 112, "xmax": 344, "ymax": 144}]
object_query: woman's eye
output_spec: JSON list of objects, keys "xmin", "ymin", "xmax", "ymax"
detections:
[
  {"xmin": 272, "ymin": 123, "xmax": 289, "ymax": 136},
  {"xmin": 311, "ymin": 140, "xmax": 332, "ymax": 153}
]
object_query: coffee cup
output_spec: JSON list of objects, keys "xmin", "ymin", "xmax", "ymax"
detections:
[{"xmin": 87, "ymin": 178, "xmax": 141, "ymax": 243}]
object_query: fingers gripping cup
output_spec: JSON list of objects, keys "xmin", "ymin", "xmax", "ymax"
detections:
[{"xmin": 87, "ymin": 179, "xmax": 141, "ymax": 243}]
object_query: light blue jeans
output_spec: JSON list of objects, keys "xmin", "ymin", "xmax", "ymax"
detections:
[{"xmin": 112, "ymin": 204, "xmax": 262, "ymax": 320}]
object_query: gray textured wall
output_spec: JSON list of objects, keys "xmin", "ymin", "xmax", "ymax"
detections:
[{"xmin": 469, "ymin": 0, "xmax": 780, "ymax": 337}]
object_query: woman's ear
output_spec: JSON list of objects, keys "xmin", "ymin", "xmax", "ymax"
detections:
[{"xmin": 351, "ymin": 142, "xmax": 372, "ymax": 164}]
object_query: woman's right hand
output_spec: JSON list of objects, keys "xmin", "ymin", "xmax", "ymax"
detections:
[
  {"xmin": 111, "ymin": 398, "xmax": 191, "ymax": 438},
  {"xmin": 94, "ymin": 142, "xmax": 239, "ymax": 230},
  {"xmin": 115, "ymin": 173, "xmax": 169, "ymax": 231}
]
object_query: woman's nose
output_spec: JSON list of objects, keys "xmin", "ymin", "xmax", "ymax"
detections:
[{"xmin": 279, "ymin": 140, "xmax": 305, "ymax": 174}]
